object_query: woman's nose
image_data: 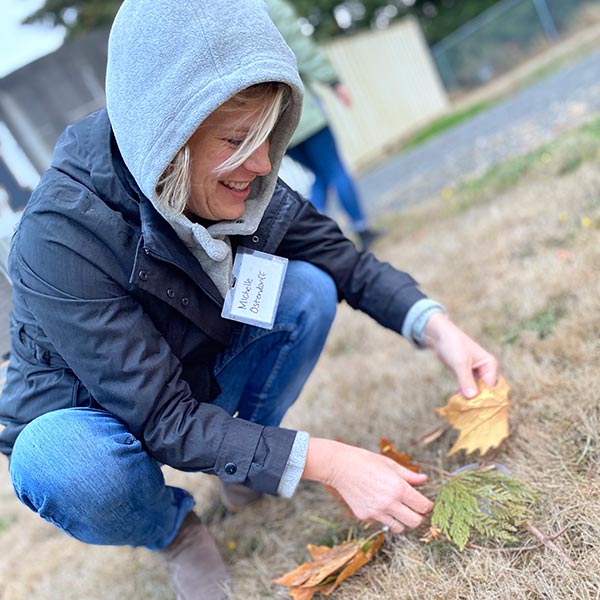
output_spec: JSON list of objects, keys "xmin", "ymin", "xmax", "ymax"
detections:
[{"xmin": 244, "ymin": 140, "xmax": 271, "ymax": 175}]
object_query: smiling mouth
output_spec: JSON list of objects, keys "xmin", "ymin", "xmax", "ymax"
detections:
[{"xmin": 222, "ymin": 180, "xmax": 251, "ymax": 191}]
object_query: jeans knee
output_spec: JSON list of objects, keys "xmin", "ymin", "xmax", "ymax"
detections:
[
  {"xmin": 283, "ymin": 261, "xmax": 337, "ymax": 334},
  {"xmin": 11, "ymin": 408, "xmax": 163, "ymax": 538}
]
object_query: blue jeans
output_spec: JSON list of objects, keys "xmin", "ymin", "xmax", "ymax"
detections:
[
  {"xmin": 287, "ymin": 126, "xmax": 367, "ymax": 231},
  {"xmin": 9, "ymin": 261, "xmax": 336, "ymax": 550}
]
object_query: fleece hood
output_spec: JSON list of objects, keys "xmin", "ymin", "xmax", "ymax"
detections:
[{"xmin": 106, "ymin": 0, "xmax": 303, "ymax": 214}]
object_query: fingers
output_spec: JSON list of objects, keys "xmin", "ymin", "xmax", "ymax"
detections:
[
  {"xmin": 463, "ymin": 351, "xmax": 499, "ymax": 396},
  {"xmin": 377, "ymin": 465, "xmax": 434, "ymax": 531},
  {"xmin": 426, "ymin": 315, "xmax": 500, "ymax": 398},
  {"xmin": 457, "ymin": 343, "xmax": 499, "ymax": 398},
  {"xmin": 398, "ymin": 467, "xmax": 428, "ymax": 486},
  {"xmin": 384, "ymin": 516, "xmax": 405, "ymax": 534},
  {"xmin": 459, "ymin": 376, "xmax": 478, "ymax": 398},
  {"xmin": 397, "ymin": 478, "xmax": 434, "ymax": 515},
  {"xmin": 394, "ymin": 466, "xmax": 430, "ymax": 504},
  {"xmin": 381, "ymin": 499, "xmax": 429, "ymax": 533},
  {"xmin": 326, "ymin": 444, "xmax": 434, "ymax": 532},
  {"xmin": 476, "ymin": 355, "xmax": 499, "ymax": 388}
]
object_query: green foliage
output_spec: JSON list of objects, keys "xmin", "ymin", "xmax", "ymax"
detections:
[
  {"xmin": 24, "ymin": 0, "xmax": 506, "ymax": 46},
  {"xmin": 402, "ymin": 101, "xmax": 494, "ymax": 151},
  {"xmin": 580, "ymin": 115, "xmax": 600, "ymax": 140},
  {"xmin": 0, "ymin": 516, "xmax": 16, "ymax": 534},
  {"xmin": 432, "ymin": 467, "xmax": 537, "ymax": 551},
  {"xmin": 457, "ymin": 114, "xmax": 600, "ymax": 209},
  {"xmin": 23, "ymin": 0, "xmax": 123, "ymax": 37},
  {"xmin": 503, "ymin": 304, "xmax": 567, "ymax": 345},
  {"xmin": 290, "ymin": 0, "xmax": 501, "ymax": 43},
  {"xmin": 414, "ymin": 0, "xmax": 499, "ymax": 46}
]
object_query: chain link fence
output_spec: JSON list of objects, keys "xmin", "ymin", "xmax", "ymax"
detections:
[{"xmin": 432, "ymin": 0, "xmax": 600, "ymax": 92}]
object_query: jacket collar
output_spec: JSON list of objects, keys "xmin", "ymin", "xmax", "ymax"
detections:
[
  {"xmin": 99, "ymin": 110, "xmax": 225, "ymax": 304},
  {"xmin": 136, "ymin": 195, "xmax": 223, "ymax": 305}
]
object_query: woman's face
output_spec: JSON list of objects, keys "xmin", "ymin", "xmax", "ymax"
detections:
[{"xmin": 186, "ymin": 96, "xmax": 273, "ymax": 222}]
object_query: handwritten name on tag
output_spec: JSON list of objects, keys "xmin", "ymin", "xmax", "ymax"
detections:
[{"xmin": 222, "ymin": 247, "xmax": 288, "ymax": 329}]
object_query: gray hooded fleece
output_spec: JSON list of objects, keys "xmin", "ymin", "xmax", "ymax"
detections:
[
  {"xmin": 106, "ymin": 0, "xmax": 304, "ymax": 296},
  {"xmin": 104, "ymin": 0, "xmax": 311, "ymax": 497}
]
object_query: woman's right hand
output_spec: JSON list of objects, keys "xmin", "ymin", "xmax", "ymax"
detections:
[{"xmin": 301, "ymin": 438, "xmax": 433, "ymax": 533}]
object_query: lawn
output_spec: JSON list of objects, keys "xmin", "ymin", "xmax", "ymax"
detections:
[{"xmin": 1, "ymin": 117, "xmax": 599, "ymax": 599}]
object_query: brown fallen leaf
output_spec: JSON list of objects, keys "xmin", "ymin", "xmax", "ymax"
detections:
[
  {"xmin": 435, "ymin": 376, "xmax": 511, "ymax": 456},
  {"xmin": 319, "ymin": 533, "xmax": 385, "ymax": 596},
  {"xmin": 273, "ymin": 533, "xmax": 385, "ymax": 599},
  {"xmin": 307, "ymin": 544, "xmax": 335, "ymax": 561},
  {"xmin": 289, "ymin": 587, "xmax": 318, "ymax": 600},
  {"xmin": 273, "ymin": 542, "xmax": 359, "ymax": 588},
  {"xmin": 380, "ymin": 438, "xmax": 421, "ymax": 472}
]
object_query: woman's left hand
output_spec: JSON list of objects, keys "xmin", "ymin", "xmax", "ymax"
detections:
[{"xmin": 423, "ymin": 312, "xmax": 498, "ymax": 398}]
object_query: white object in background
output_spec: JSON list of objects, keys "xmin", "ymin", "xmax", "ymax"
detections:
[
  {"xmin": 278, "ymin": 155, "xmax": 314, "ymax": 199},
  {"xmin": 0, "ymin": 121, "xmax": 40, "ymax": 189}
]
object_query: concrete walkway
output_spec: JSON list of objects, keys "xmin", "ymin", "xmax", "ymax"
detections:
[{"xmin": 359, "ymin": 46, "xmax": 600, "ymax": 217}]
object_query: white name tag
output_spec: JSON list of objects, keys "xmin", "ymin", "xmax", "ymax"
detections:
[{"xmin": 222, "ymin": 247, "xmax": 288, "ymax": 330}]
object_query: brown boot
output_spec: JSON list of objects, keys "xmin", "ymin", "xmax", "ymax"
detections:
[
  {"xmin": 220, "ymin": 482, "xmax": 263, "ymax": 513},
  {"xmin": 162, "ymin": 511, "xmax": 231, "ymax": 600}
]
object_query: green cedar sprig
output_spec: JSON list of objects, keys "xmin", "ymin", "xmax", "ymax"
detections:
[{"xmin": 431, "ymin": 466, "xmax": 537, "ymax": 551}]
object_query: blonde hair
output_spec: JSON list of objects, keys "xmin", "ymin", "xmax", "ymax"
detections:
[{"xmin": 156, "ymin": 83, "xmax": 289, "ymax": 217}]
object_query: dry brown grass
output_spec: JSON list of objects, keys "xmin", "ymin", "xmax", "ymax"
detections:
[{"xmin": 1, "ymin": 138, "xmax": 600, "ymax": 599}]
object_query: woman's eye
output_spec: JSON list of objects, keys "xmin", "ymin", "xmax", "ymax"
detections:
[{"xmin": 224, "ymin": 138, "xmax": 243, "ymax": 147}]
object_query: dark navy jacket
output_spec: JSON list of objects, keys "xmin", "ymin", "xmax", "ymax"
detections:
[{"xmin": 0, "ymin": 110, "xmax": 425, "ymax": 494}]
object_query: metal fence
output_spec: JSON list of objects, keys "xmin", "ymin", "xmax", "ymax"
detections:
[{"xmin": 432, "ymin": 0, "xmax": 600, "ymax": 91}]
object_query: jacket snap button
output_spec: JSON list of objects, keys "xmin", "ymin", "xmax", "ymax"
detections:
[
  {"xmin": 225, "ymin": 462, "xmax": 237, "ymax": 475},
  {"xmin": 138, "ymin": 270, "xmax": 149, "ymax": 281},
  {"xmin": 181, "ymin": 297, "xmax": 189, "ymax": 306},
  {"xmin": 166, "ymin": 288, "xmax": 175, "ymax": 298},
  {"xmin": 251, "ymin": 235, "xmax": 259, "ymax": 243}
]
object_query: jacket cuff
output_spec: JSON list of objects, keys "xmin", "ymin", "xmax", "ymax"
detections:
[
  {"xmin": 277, "ymin": 431, "xmax": 309, "ymax": 498},
  {"xmin": 215, "ymin": 418, "xmax": 297, "ymax": 495},
  {"xmin": 401, "ymin": 299, "xmax": 447, "ymax": 349}
]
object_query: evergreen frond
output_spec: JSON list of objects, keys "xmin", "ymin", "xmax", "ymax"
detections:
[{"xmin": 431, "ymin": 467, "xmax": 537, "ymax": 551}]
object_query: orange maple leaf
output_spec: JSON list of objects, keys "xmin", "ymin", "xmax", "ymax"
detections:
[
  {"xmin": 380, "ymin": 438, "xmax": 421, "ymax": 472},
  {"xmin": 317, "ymin": 533, "xmax": 385, "ymax": 596},
  {"xmin": 273, "ymin": 533, "xmax": 385, "ymax": 599},
  {"xmin": 435, "ymin": 376, "xmax": 511, "ymax": 456},
  {"xmin": 273, "ymin": 542, "xmax": 359, "ymax": 588},
  {"xmin": 289, "ymin": 588, "xmax": 318, "ymax": 600}
]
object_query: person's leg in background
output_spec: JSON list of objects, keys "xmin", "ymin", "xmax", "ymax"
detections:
[
  {"xmin": 288, "ymin": 126, "xmax": 382, "ymax": 251},
  {"xmin": 286, "ymin": 140, "xmax": 329, "ymax": 213}
]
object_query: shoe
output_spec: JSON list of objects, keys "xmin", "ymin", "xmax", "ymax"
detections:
[
  {"xmin": 357, "ymin": 229, "xmax": 384, "ymax": 251},
  {"xmin": 162, "ymin": 511, "xmax": 231, "ymax": 600},
  {"xmin": 220, "ymin": 482, "xmax": 263, "ymax": 513}
]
